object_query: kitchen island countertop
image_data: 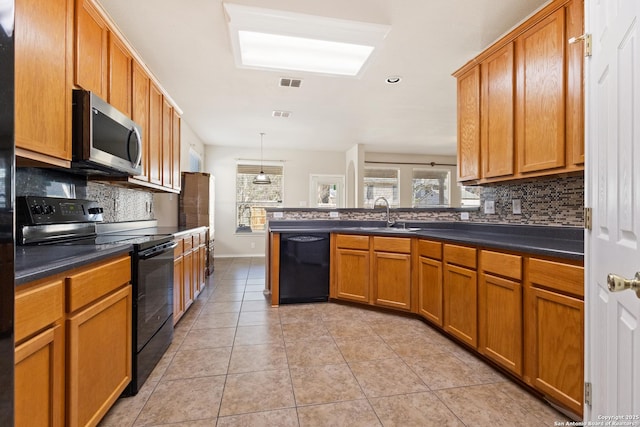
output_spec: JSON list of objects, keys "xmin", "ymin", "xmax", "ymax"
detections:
[{"xmin": 268, "ymin": 220, "xmax": 584, "ymax": 260}]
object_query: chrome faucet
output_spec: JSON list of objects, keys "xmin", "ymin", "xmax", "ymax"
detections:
[{"xmin": 373, "ymin": 196, "xmax": 395, "ymax": 227}]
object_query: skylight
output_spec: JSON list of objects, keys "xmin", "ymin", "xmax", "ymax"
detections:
[{"xmin": 224, "ymin": 3, "xmax": 390, "ymax": 77}]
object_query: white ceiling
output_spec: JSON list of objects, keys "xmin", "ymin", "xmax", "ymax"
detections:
[{"xmin": 98, "ymin": 0, "xmax": 548, "ymax": 155}]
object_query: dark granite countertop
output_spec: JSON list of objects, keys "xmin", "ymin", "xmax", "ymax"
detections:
[
  {"xmin": 268, "ymin": 220, "xmax": 584, "ymax": 261},
  {"xmin": 15, "ymin": 243, "xmax": 133, "ymax": 286},
  {"xmin": 15, "ymin": 222, "xmax": 208, "ymax": 286}
]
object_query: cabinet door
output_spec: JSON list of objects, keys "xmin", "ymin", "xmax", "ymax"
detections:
[
  {"xmin": 183, "ymin": 249, "xmax": 194, "ymax": 310},
  {"xmin": 132, "ymin": 61, "xmax": 150, "ymax": 182},
  {"xmin": 479, "ymin": 273, "xmax": 522, "ymax": 375},
  {"xmin": 481, "ymin": 43, "xmax": 514, "ymax": 179},
  {"xmin": 161, "ymin": 98, "xmax": 173, "ymax": 188},
  {"xmin": 15, "ymin": 325, "xmax": 64, "ymax": 427},
  {"xmin": 172, "ymin": 110, "xmax": 182, "ymax": 191},
  {"xmin": 148, "ymin": 83, "xmax": 163, "ymax": 185},
  {"xmin": 372, "ymin": 251, "xmax": 411, "ymax": 311},
  {"xmin": 173, "ymin": 256, "xmax": 184, "ymax": 325},
  {"xmin": 67, "ymin": 286, "xmax": 132, "ymax": 427},
  {"xmin": 108, "ymin": 32, "xmax": 132, "ymax": 117},
  {"xmin": 198, "ymin": 243, "xmax": 207, "ymax": 292},
  {"xmin": 565, "ymin": 0, "xmax": 585, "ymax": 166},
  {"xmin": 335, "ymin": 248, "xmax": 370, "ymax": 303},
  {"xmin": 15, "ymin": 0, "xmax": 71, "ymax": 161},
  {"xmin": 525, "ymin": 286, "xmax": 583, "ymax": 416},
  {"xmin": 75, "ymin": 0, "xmax": 108, "ymax": 99},
  {"xmin": 443, "ymin": 264, "xmax": 477, "ymax": 348},
  {"xmin": 456, "ymin": 66, "xmax": 481, "ymax": 181},
  {"xmin": 417, "ymin": 256, "xmax": 443, "ymax": 326},
  {"xmin": 516, "ymin": 8, "xmax": 566, "ymax": 173}
]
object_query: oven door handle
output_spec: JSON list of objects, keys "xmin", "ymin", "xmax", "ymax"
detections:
[{"xmin": 139, "ymin": 241, "xmax": 178, "ymax": 260}]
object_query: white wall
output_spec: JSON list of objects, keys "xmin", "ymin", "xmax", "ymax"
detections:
[
  {"xmin": 205, "ymin": 145, "xmax": 345, "ymax": 257},
  {"xmin": 154, "ymin": 120, "xmax": 207, "ymax": 226},
  {"xmin": 345, "ymin": 144, "xmax": 365, "ymax": 208}
]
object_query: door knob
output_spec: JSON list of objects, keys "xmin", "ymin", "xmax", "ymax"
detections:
[{"xmin": 607, "ymin": 272, "xmax": 640, "ymax": 298}]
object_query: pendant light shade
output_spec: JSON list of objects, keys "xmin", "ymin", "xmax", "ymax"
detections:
[{"xmin": 253, "ymin": 132, "xmax": 271, "ymax": 184}]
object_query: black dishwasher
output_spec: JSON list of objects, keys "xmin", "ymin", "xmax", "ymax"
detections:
[{"xmin": 279, "ymin": 233, "xmax": 330, "ymax": 304}]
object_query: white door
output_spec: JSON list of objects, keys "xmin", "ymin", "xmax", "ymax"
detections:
[{"xmin": 586, "ymin": 0, "xmax": 640, "ymax": 420}]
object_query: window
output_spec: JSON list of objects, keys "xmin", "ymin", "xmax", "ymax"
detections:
[
  {"xmin": 412, "ymin": 169, "xmax": 450, "ymax": 207},
  {"xmin": 309, "ymin": 175, "xmax": 345, "ymax": 208},
  {"xmin": 236, "ymin": 163, "xmax": 283, "ymax": 233},
  {"xmin": 363, "ymin": 168, "xmax": 399, "ymax": 208},
  {"xmin": 460, "ymin": 185, "xmax": 481, "ymax": 207},
  {"xmin": 188, "ymin": 148, "xmax": 202, "ymax": 172}
]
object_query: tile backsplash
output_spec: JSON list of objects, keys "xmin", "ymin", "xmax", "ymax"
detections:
[
  {"xmin": 267, "ymin": 174, "xmax": 584, "ymax": 227},
  {"xmin": 16, "ymin": 168, "xmax": 153, "ymax": 222}
]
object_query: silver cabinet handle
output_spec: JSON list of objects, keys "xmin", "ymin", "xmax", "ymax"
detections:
[{"xmin": 607, "ymin": 272, "xmax": 640, "ymax": 298}]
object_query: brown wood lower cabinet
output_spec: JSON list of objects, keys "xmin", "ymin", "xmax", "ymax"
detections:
[
  {"xmin": 14, "ymin": 278, "xmax": 65, "ymax": 427},
  {"xmin": 173, "ymin": 228, "xmax": 208, "ymax": 325},
  {"xmin": 478, "ymin": 250, "xmax": 523, "ymax": 375},
  {"xmin": 415, "ymin": 239, "xmax": 443, "ymax": 326},
  {"xmin": 333, "ymin": 234, "xmax": 370, "ymax": 303},
  {"xmin": 443, "ymin": 244, "xmax": 478, "ymax": 348},
  {"xmin": 372, "ymin": 236, "xmax": 411, "ymax": 311},
  {"xmin": 324, "ymin": 232, "xmax": 584, "ymax": 418},
  {"xmin": 67, "ymin": 285, "xmax": 132, "ymax": 427},
  {"xmin": 334, "ymin": 247, "xmax": 370, "ymax": 303},
  {"xmin": 524, "ymin": 257, "xmax": 584, "ymax": 417},
  {"xmin": 15, "ymin": 254, "xmax": 132, "ymax": 427}
]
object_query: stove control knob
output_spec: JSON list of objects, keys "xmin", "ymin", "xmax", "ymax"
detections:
[
  {"xmin": 43, "ymin": 205, "xmax": 55, "ymax": 214},
  {"xmin": 31, "ymin": 205, "xmax": 43, "ymax": 215}
]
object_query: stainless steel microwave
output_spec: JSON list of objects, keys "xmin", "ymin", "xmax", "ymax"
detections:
[{"xmin": 72, "ymin": 89, "xmax": 142, "ymax": 176}]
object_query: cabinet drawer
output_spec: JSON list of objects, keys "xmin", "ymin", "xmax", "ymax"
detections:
[
  {"xmin": 418, "ymin": 239, "xmax": 442, "ymax": 260},
  {"xmin": 199, "ymin": 230, "xmax": 207, "ymax": 244},
  {"xmin": 15, "ymin": 279, "xmax": 64, "ymax": 343},
  {"xmin": 183, "ymin": 235, "xmax": 193, "ymax": 252},
  {"xmin": 373, "ymin": 236, "xmax": 411, "ymax": 254},
  {"xmin": 174, "ymin": 238, "xmax": 184, "ymax": 257},
  {"xmin": 67, "ymin": 255, "xmax": 131, "ymax": 312},
  {"xmin": 192, "ymin": 233, "xmax": 200, "ymax": 247},
  {"xmin": 481, "ymin": 250, "xmax": 522, "ymax": 280},
  {"xmin": 336, "ymin": 234, "xmax": 369, "ymax": 250},
  {"xmin": 527, "ymin": 258, "xmax": 584, "ymax": 298},
  {"xmin": 444, "ymin": 244, "xmax": 477, "ymax": 269}
]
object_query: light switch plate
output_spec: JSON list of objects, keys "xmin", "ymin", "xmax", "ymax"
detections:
[
  {"xmin": 460, "ymin": 212, "xmax": 469, "ymax": 220},
  {"xmin": 512, "ymin": 199, "xmax": 522, "ymax": 215},
  {"xmin": 273, "ymin": 212, "xmax": 283, "ymax": 218},
  {"xmin": 329, "ymin": 211, "xmax": 339, "ymax": 218},
  {"xmin": 484, "ymin": 200, "xmax": 495, "ymax": 214}
]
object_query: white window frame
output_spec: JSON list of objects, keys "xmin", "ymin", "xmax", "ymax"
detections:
[{"xmin": 235, "ymin": 160, "xmax": 284, "ymax": 234}]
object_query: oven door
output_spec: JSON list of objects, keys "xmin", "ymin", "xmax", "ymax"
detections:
[{"xmin": 135, "ymin": 241, "xmax": 177, "ymax": 352}]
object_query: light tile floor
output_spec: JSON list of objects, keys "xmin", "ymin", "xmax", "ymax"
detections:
[{"xmin": 100, "ymin": 257, "xmax": 570, "ymax": 427}]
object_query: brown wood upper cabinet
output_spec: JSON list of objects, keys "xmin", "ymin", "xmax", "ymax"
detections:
[
  {"xmin": 456, "ymin": 66, "xmax": 481, "ymax": 181},
  {"xmin": 76, "ymin": 0, "xmax": 132, "ymax": 116},
  {"xmin": 75, "ymin": 0, "xmax": 108, "ymax": 99},
  {"xmin": 132, "ymin": 60, "xmax": 150, "ymax": 182},
  {"xmin": 454, "ymin": 0, "xmax": 584, "ymax": 183},
  {"xmin": 108, "ymin": 31, "xmax": 132, "ymax": 117},
  {"xmin": 481, "ymin": 43, "xmax": 514, "ymax": 179},
  {"xmin": 15, "ymin": 0, "xmax": 72, "ymax": 166}
]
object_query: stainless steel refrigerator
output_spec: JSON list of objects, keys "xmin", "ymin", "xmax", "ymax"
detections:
[{"xmin": 0, "ymin": 0, "xmax": 15, "ymax": 425}]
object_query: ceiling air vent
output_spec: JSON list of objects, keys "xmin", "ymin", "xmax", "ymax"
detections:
[
  {"xmin": 272, "ymin": 110, "xmax": 292, "ymax": 118},
  {"xmin": 279, "ymin": 78, "xmax": 302, "ymax": 88}
]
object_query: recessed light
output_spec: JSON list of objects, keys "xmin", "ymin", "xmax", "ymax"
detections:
[{"xmin": 386, "ymin": 76, "xmax": 402, "ymax": 84}]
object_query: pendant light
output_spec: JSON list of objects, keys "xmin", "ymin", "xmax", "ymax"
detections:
[{"xmin": 253, "ymin": 132, "xmax": 271, "ymax": 184}]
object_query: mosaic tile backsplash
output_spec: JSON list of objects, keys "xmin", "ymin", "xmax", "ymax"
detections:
[
  {"xmin": 16, "ymin": 168, "xmax": 154, "ymax": 222},
  {"xmin": 267, "ymin": 174, "xmax": 584, "ymax": 227}
]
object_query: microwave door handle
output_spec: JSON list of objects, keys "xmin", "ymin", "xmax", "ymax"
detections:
[{"xmin": 129, "ymin": 126, "xmax": 142, "ymax": 168}]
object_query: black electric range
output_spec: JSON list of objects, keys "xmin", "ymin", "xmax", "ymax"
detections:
[{"xmin": 16, "ymin": 196, "xmax": 176, "ymax": 396}]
